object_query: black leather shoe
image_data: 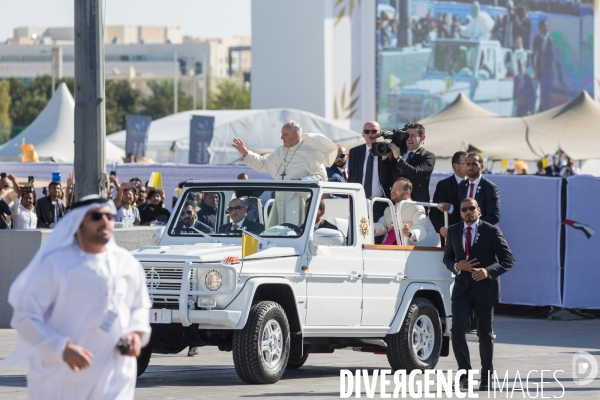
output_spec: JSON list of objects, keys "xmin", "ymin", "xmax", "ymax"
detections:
[
  {"xmin": 453, "ymin": 378, "xmax": 469, "ymax": 391},
  {"xmin": 479, "ymin": 381, "xmax": 489, "ymax": 391}
]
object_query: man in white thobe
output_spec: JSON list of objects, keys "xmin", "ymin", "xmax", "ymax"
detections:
[
  {"xmin": 3, "ymin": 195, "xmax": 151, "ymax": 399},
  {"xmin": 374, "ymin": 178, "xmax": 428, "ymax": 245},
  {"xmin": 232, "ymin": 121, "xmax": 337, "ymax": 226}
]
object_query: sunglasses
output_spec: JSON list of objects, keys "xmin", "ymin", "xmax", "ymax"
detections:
[
  {"xmin": 89, "ymin": 211, "xmax": 115, "ymax": 221},
  {"xmin": 363, "ymin": 129, "xmax": 379, "ymax": 135},
  {"xmin": 337, "ymin": 154, "xmax": 348, "ymax": 158},
  {"xmin": 460, "ymin": 206, "xmax": 477, "ymax": 212},
  {"xmin": 226, "ymin": 206, "xmax": 244, "ymax": 213},
  {"xmin": 183, "ymin": 210, "xmax": 194, "ymax": 215}
]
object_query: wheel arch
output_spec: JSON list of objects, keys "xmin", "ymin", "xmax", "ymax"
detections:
[
  {"xmin": 387, "ymin": 283, "xmax": 448, "ymax": 335},
  {"xmin": 227, "ymin": 278, "xmax": 304, "ymax": 357}
]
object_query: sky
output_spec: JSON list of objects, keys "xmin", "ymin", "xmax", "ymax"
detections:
[{"xmin": 0, "ymin": 0, "xmax": 251, "ymax": 41}]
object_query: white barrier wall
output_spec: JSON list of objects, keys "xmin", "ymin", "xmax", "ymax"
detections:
[{"xmin": 0, "ymin": 227, "xmax": 155, "ymax": 328}]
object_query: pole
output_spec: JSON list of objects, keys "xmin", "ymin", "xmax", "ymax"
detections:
[
  {"xmin": 192, "ymin": 76, "xmax": 197, "ymax": 110},
  {"xmin": 202, "ymin": 54, "xmax": 207, "ymax": 110},
  {"xmin": 174, "ymin": 52, "xmax": 178, "ymax": 115},
  {"xmin": 74, "ymin": 0, "xmax": 107, "ymax": 200},
  {"xmin": 51, "ymin": 47, "xmax": 63, "ymax": 95}
]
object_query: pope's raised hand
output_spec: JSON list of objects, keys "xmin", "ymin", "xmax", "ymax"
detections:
[{"xmin": 232, "ymin": 138, "xmax": 248, "ymax": 156}]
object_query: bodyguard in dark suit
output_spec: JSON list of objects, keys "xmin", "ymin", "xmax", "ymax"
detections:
[
  {"xmin": 326, "ymin": 145, "xmax": 350, "ymax": 183},
  {"xmin": 457, "ymin": 153, "xmax": 500, "ymax": 225},
  {"xmin": 218, "ymin": 198, "xmax": 265, "ymax": 234},
  {"xmin": 430, "ymin": 151, "xmax": 467, "ymax": 246},
  {"xmin": 443, "ymin": 198, "xmax": 515, "ymax": 391},
  {"xmin": 348, "ymin": 122, "xmax": 390, "ymax": 233},
  {"xmin": 379, "ymin": 123, "xmax": 435, "ymax": 204},
  {"xmin": 532, "ymin": 20, "xmax": 554, "ymax": 112},
  {"xmin": 36, "ymin": 181, "xmax": 67, "ymax": 228}
]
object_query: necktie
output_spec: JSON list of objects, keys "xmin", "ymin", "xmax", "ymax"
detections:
[
  {"xmin": 468, "ymin": 183, "xmax": 475, "ymax": 198},
  {"xmin": 53, "ymin": 202, "xmax": 58, "ymax": 223},
  {"xmin": 342, "ymin": 170, "xmax": 348, "ymax": 182},
  {"xmin": 406, "ymin": 151, "xmax": 414, "ymax": 162},
  {"xmin": 364, "ymin": 149, "xmax": 374, "ymax": 199},
  {"xmin": 232, "ymin": 223, "xmax": 239, "ymax": 231},
  {"xmin": 465, "ymin": 226, "xmax": 472, "ymax": 257}
]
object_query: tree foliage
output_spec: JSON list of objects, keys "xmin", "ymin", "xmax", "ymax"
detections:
[
  {"xmin": 105, "ymin": 80, "xmax": 142, "ymax": 133},
  {"xmin": 0, "ymin": 81, "xmax": 11, "ymax": 144},
  {"xmin": 140, "ymin": 80, "xmax": 193, "ymax": 120},
  {"xmin": 207, "ymin": 80, "xmax": 250, "ymax": 110}
]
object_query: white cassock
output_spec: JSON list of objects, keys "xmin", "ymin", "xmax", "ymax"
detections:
[
  {"xmin": 242, "ymin": 133, "xmax": 337, "ymax": 226},
  {"xmin": 2, "ymin": 196, "xmax": 151, "ymax": 400},
  {"xmin": 374, "ymin": 202, "xmax": 428, "ymax": 244}
]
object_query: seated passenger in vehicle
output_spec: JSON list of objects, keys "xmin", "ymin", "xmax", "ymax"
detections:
[
  {"xmin": 300, "ymin": 199, "xmax": 339, "ymax": 232},
  {"xmin": 173, "ymin": 204, "xmax": 213, "ymax": 233},
  {"xmin": 197, "ymin": 192, "xmax": 219, "ymax": 231},
  {"xmin": 373, "ymin": 178, "xmax": 428, "ymax": 245},
  {"xmin": 218, "ymin": 198, "xmax": 265, "ymax": 234}
]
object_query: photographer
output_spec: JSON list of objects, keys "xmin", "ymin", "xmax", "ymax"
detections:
[{"xmin": 379, "ymin": 123, "xmax": 436, "ymax": 204}]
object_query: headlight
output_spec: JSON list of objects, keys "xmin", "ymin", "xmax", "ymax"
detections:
[{"xmin": 205, "ymin": 270, "xmax": 223, "ymax": 291}]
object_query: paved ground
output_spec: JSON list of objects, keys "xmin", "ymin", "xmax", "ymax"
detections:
[{"xmin": 0, "ymin": 316, "xmax": 598, "ymax": 399}]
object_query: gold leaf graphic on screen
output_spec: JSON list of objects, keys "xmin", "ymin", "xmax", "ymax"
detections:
[
  {"xmin": 334, "ymin": 0, "xmax": 361, "ymax": 26},
  {"xmin": 333, "ymin": 76, "xmax": 360, "ymax": 119}
]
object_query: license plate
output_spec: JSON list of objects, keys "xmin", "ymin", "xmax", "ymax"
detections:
[{"xmin": 150, "ymin": 309, "xmax": 172, "ymax": 324}]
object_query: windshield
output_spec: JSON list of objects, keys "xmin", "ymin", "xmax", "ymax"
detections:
[
  {"xmin": 168, "ymin": 186, "xmax": 314, "ymax": 238},
  {"xmin": 426, "ymin": 42, "xmax": 479, "ymax": 76}
]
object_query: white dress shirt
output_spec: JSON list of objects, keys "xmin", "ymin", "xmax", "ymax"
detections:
[
  {"xmin": 361, "ymin": 144, "xmax": 384, "ymax": 198},
  {"xmin": 454, "ymin": 219, "xmax": 480, "ymax": 274},
  {"xmin": 11, "ymin": 197, "xmax": 37, "ymax": 230}
]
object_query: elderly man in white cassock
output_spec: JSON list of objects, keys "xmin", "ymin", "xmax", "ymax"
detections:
[
  {"xmin": 2, "ymin": 195, "xmax": 151, "ymax": 399},
  {"xmin": 232, "ymin": 121, "xmax": 337, "ymax": 227}
]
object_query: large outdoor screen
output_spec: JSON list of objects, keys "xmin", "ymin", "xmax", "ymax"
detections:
[{"xmin": 375, "ymin": 0, "xmax": 594, "ymax": 130}]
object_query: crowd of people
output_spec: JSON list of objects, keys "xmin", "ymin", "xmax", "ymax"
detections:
[{"xmin": 0, "ymin": 173, "xmax": 174, "ymax": 230}]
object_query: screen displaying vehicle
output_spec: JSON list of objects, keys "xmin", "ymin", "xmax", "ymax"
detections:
[
  {"xmin": 376, "ymin": 0, "xmax": 594, "ymax": 129},
  {"xmin": 168, "ymin": 186, "xmax": 315, "ymax": 238}
]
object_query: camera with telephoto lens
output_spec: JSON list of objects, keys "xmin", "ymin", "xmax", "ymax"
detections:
[{"xmin": 371, "ymin": 123, "xmax": 410, "ymax": 157}]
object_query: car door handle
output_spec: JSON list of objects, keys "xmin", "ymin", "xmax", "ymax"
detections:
[{"xmin": 349, "ymin": 272, "xmax": 362, "ymax": 280}]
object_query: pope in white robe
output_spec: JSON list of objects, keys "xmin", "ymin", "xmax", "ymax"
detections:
[
  {"xmin": 232, "ymin": 121, "xmax": 338, "ymax": 227},
  {"xmin": 2, "ymin": 195, "xmax": 151, "ymax": 399}
]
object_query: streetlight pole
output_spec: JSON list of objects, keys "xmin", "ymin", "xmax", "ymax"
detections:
[
  {"xmin": 74, "ymin": 0, "xmax": 107, "ymax": 199},
  {"xmin": 174, "ymin": 52, "xmax": 178, "ymax": 115}
]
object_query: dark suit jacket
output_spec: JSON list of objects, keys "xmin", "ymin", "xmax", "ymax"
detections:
[
  {"xmin": 348, "ymin": 144, "xmax": 390, "ymax": 199},
  {"xmin": 429, "ymin": 175, "xmax": 463, "ymax": 234},
  {"xmin": 316, "ymin": 219, "xmax": 338, "ymax": 231},
  {"xmin": 457, "ymin": 176, "xmax": 500, "ymax": 225},
  {"xmin": 379, "ymin": 147, "xmax": 435, "ymax": 203},
  {"xmin": 326, "ymin": 166, "xmax": 347, "ymax": 183},
  {"xmin": 533, "ymin": 34, "xmax": 554, "ymax": 78},
  {"xmin": 35, "ymin": 196, "xmax": 67, "ymax": 228},
  {"xmin": 443, "ymin": 221, "xmax": 515, "ymax": 305},
  {"xmin": 218, "ymin": 219, "xmax": 265, "ymax": 234}
]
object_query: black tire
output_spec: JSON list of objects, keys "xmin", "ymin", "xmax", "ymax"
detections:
[
  {"xmin": 286, "ymin": 344, "xmax": 310, "ymax": 370},
  {"xmin": 386, "ymin": 297, "xmax": 442, "ymax": 373},
  {"xmin": 137, "ymin": 345, "xmax": 153, "ymax": 377},
  {"xmin": 232, "ymin": 301, "xmax": 291, "ymax": 384}
]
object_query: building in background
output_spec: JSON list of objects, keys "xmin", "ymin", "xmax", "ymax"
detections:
[{"xmin": 0, "ymin": 26, "xmax": 251, "ymax": 91}]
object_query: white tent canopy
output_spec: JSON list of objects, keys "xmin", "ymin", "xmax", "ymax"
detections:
[
  {"xmin": 107, "ymin": 108, "xmax": 364, "ymax": 164},
  {"xmin": 0, "ymin": 83, "xmax": 125, "ymax": 163}
]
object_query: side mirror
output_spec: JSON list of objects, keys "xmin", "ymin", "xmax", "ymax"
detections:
[
  {"xmin": 312, "ymin": 228, "xmax": 345, "ymax": 247},
  {"xmin": 152, "ymin": 227, "xmax": 165, "ymax": 245}
]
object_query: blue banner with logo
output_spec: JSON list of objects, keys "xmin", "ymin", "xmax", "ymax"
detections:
[
  {"xmin": 189, "ymin": 115, "xmax": 214, "ymax": 164},
  {"xmin": 125, "ymin": 114, "xmax": 152, "ymax": 160}
]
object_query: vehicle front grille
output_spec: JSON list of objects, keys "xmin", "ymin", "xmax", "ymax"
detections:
[{"xmin": 143, "ymin": 265, "xmax": 194, "ymax": 310}]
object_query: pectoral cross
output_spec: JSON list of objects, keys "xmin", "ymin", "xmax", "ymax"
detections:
[{"xmin": 280, "ymin": 171, "xmax": 287, "ymax": 180}]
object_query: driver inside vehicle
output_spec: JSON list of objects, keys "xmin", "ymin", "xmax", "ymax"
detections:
[{"xmin": 173, "ymin": 204, "xmax": 212, "ymax": 233}]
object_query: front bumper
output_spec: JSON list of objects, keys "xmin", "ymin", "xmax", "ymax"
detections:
[{"xmin": 166, "ymin": 309, "xmax": 242, "ymax": 328}]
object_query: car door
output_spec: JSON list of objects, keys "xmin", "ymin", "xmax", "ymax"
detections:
[{"xmin": 305, "ymin": 194, "xmax": 363, "ymax": 326}]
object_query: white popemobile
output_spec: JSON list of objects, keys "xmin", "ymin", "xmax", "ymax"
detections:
[{"xmin": 133, "ymin": 180, "xmax": 452, "ymax": 384}]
